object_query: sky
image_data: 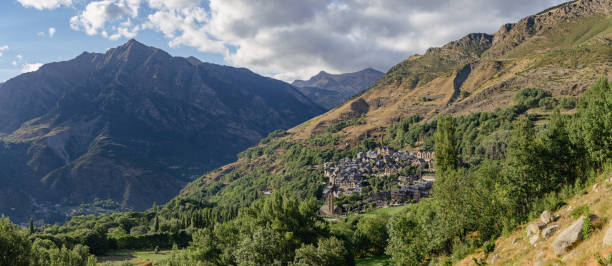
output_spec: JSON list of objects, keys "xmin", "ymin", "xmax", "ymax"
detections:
[{"xmin": 0, "ymin": 0, "xmax": 569, "ymax": 83}]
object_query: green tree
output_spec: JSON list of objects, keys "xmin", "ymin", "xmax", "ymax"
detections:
[
  {"xmin": 153, "ymin": 215, "xmax": 159, "ymax": 232},
  {"xmin": 29, "ymin": 217, "xmax": 35, "ymax": 235},
  {"xmin": 352, "ymin": 214, "xmax": 389, "ymax": 257},
  {"xmin": 0, "ymin": 216, "xmax": 31, "ymax": 266},
  {"xmin": 573, "ymin": 77, "xmax": 612, "ymax": 167},
  {"xmin": 434, "ymin": 115, "xmax": 458, "ymax": 173},
  {"xmin": 541, "ymin": 110, "xmax": 580, "ymax": 188},
  {"xmin": 502, "ymin": 118, "xmax": 543, "ymax": 216},
  {"xmin": 293, "ymin": 237, "xmax": 352, "ymax": 266}
]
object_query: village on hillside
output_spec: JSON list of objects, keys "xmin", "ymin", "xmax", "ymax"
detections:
[{"xmin": 320, "ymin": 146, "xmax": 436, "ymax": 215}]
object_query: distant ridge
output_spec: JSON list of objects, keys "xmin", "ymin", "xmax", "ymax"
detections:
[{"xmin": 292, "ymin": 68, "xmax": 384, "ymax": 109}]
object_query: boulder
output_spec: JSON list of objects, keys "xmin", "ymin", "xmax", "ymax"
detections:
[
  {"xmin": 552, "ymin": 216, "xmax": 585, "ymax": 256},
  {"xmin": 527, "ymin": 221, "xmax": 546, "ymax": 236},
  {"xmin": 529, "ymin": 234, "xmax": 539, "ymax": 247},
  {"xmin": 541, "ymin": 210, "xmax": 554, "ymax": 224},
  {"xmin": 604, "ymin": 220, "xmax": 612, "ymax": 246},
  {"xmin": 541, "ymin": 224, "xmax": 559, "ymax": 238}
]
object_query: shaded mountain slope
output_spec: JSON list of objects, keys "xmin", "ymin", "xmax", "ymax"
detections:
[
  {"xmin": 292, "ymin": 68, "xmax": 384, "ymax": 109},
  {"xmin": 0, "ymin": 40, "xmax": 324, "ymax": 223}
]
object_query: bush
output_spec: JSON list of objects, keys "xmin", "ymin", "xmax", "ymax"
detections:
[
  {"xmin": 582, "ymin": 216, "xmax": 591, "ymax": 240},
  {"xmin": 514, "ymin": 88, "xmax": 552, "ymax": 108},
  {"xmin": 570, "ymin": 205, "xmax": 590, "ymax": 219}
]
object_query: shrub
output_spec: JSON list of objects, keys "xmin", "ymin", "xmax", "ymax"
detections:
[
  {"xmin": 582, "ymin": 216, "xmax": 591, "ymax": 240},
  {"xmin": 514, "ymin": 88, "xmax": 552, "ymax": 108},
  {"xmin": 570, "ymin": 205, "xmax": 590, "ymax": 219}
]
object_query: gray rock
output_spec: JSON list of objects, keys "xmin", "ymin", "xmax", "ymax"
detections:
[
  {"xmin": 562, "ymin": 249, "xmax": 577, "ymax": 262},
  {"xmin": 527, "ymin": 221, "xmax": 546, "ymax": 236},
  {"xmin": 542, "ymin": 224, "xmax": 559, "ymax": 238},
  {"xmin": 593, "ymin": 183, "xmax": 600, "ymax": 192},
  {"xmin": 530, "ymin": 234, "xmax": 539, "ymax": 247},
  {"xmin": 552, "ymin": 216, "xmax": 586, "ymax": 256},
  {"xmin": 604, "ymin": 220, "xmax": 612, "ymax": 246},
  {"xmin": 541, "ymin": 210, "xmax": 554, "ymax": 224}
]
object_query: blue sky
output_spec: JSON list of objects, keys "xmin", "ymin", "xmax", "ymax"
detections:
[
  {"xmin": 0, "ymin": 1, "xmax": 224, "ymax": 82},
  {"xmin": 0, "ymin": 0, "xmax": 567, "ymax": 83}
]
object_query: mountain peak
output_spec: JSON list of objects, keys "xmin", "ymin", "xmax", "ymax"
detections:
[
  {"xmin": 186, "ymin": 56, "xmax": 203, "ymax": 65},
  {"xmin": 316, "ymin": 70, "xmax": 330, "ymax": 76},
  {"xmin": 103, "ymin": 39, "xmax": 170, "ymax": 66}
]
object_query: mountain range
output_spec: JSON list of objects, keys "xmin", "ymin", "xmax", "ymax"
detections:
[
  {"xmin": 292, "ymin": 68, "xmax": 384, "ymax": 109},
  {"xmin": 0, "ymin": 40, "xmax": 325, "ymax": 223}
]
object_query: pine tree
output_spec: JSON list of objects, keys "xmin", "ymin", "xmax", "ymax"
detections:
[
  {"xmin": 502, "ymin": 118, "xmax": 542, "ymax": 216},
  {"xmin": 29, "ymin": 217, "xmax": 34, "ymax": 235},
  {"xmin": 573, "ymin": 77, "xmax": 611, "ymax": 167},
  {"xmin": 434, "ymin": 115, "xmax": 458, "ymax": 173},
  {"xmin": 153, "ymin": 215, "xmax": 159, "ymax": 232}
]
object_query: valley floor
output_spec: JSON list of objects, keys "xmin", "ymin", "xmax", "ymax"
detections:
[{"xmin": 97, "ymin": 249, "xmax": 171, "ymax": 265}]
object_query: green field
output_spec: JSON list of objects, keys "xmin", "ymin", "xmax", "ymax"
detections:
[
  {"xmin": 97, "ymin": 249, "xmax": 172, "ymax": 265},
  {"xmin": 356, "ymin": 255, "xmax": 392, "ymax": 266},
  {"xmin": 358, "ymin": 205, "xmax": 410, "ymax": 217}
]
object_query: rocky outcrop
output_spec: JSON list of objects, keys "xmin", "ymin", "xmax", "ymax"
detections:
[
  {"xmin": 488, "ymin": 0, "xmax": 612, "ymax": 57},
  {"xmin": 604, "ymin": 220, "xmax": 612, "ymax": 246},
  {"xmin": 541, "ymin": 210, "xmax": 554, "ymax": 224},
  {"xmin": 527, "ymin": 221, "xmax": 546, "ymax": 236},
  {"xmin": 530, "ymin": 234, "xmax": 540, "ymax": 247},
  {"xmin": 542, "ymin": 225, "xmax": 559, "ymax": 239},
  {"xmin": 552, "ymin": 216, "xmax": 586, "ymax": 256}
]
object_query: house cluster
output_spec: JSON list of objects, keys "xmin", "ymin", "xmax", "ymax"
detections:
[
  {"xmin": 322, "ymin": 147, "xmax": 434, "ymax": 197},
  {"xmin": 320, "ymin": 146, "xmax": 436, "ymax": 215}
]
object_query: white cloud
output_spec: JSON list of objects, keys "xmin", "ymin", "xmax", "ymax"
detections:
[
  {"xmin": 37, "ymin": 31, "xmax": 46, "ymax": 37},
  {"xmin": 0, "ymin": 45, "xmax": 8, "ymax": 57},
  {"xmin": 22, "ymin": 0, "xmax": 571, "ymax": 80},
  {"xmin": 143, "ymin": 0, "xmax": 568, "ymax": 81},
  {"xmin": 12, "ymin": 61, "xmax": 17, "ymax": 66},
  {"xmin": 17, "ymin": 0, "xmax": 72, "ymax": 10},
  {"xmin": 16, "ymin": 55, "xmax": 23, "ymax": 60},
  {"xmin": 144, "ymin": 8, "xmax": 226, "ymax": 53},
  {"xmin": 21, "ymin": 63, "xmax": 43, "ymax": 73},
  {"xmin": 70, "ymin": 0, "xmax": 141, "ymax": 39},
  {"xmin": 49, "ymin": 27, "xmax": 56, "ymax": 37}
]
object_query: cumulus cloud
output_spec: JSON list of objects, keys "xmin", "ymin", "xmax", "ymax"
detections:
[
  {"xmin": 17, "ymin": 0, "xmax": 72, "ymax": 10},
  {"xmin": 21, "ymin": 63, "xmax": 43, "ymax": 73},
  {"xmin": 70, "ymin": 0, "xmax": 141, "ymax": 38},
  {"xmin": 49, "ymin": 27, "xmax": 56, "ymax": 37},
  {"xmin": 143, "ymin": 0, "xmax": 568, "ymax": 81},
  {"xmin": 0, "ymin": 45, "xmax": 7, "ymax": 57},
  {"xmin": 22, "ymin": 0, "xmax": 571, "ymax": 80}
]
